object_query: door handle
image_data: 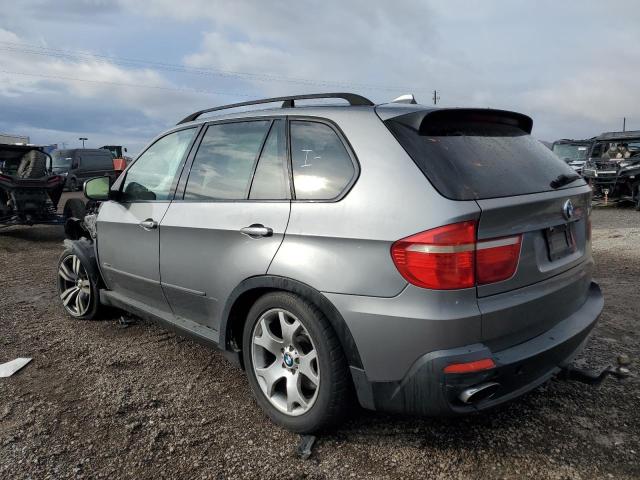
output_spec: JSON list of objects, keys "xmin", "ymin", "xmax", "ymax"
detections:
[
  {"xmin": 240, "ymin": 224, "xmax": 273, "ymax": 238},
  {"xmin": 139, "ymin": 219, "xmax": 158, "ymax": 230}
]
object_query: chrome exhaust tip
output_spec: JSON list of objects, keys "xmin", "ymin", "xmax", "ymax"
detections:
[{"xmin": 459, "ymin": 382, "xmax": 501, "ymax": 404}]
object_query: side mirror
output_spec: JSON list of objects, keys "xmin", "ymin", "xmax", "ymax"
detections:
[{"xmin": 84, "ymin": 176, "xmax": 112, "ymax": 201}]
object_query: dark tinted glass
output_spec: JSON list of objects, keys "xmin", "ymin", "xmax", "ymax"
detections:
[
  {"xmin": 185, "ymin": 121, "xmax": 270, "ymax": 200},
  {"xmin": 386, "ymin": 114, "xmax": 583, "ymax": 200},
  {"xmin": 249, "ymin": 120, "xmax": 289, "ymax": 200},
  {"xmin": 122, "ymin": 128, "xmax": 195, "ymax": 201},
  {"xmin": 290, "ymin": 121, "xmax": 354, "ymax": 200},
  {"xmin": 81, "ymin": 152, "xmax": 113, "ymax": 169}
]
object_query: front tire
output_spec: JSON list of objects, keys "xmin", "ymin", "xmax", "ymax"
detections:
[
  {"xmin": 242, "ymin": 292, "xmax": 351, "ymax": 433},
  {"xmin": 63, "ymin": 198, "xmax": 86, "ymax": 220},
  {"xmin": 57, "ymin": 248, "xmax": 101, "ymax": 319}
]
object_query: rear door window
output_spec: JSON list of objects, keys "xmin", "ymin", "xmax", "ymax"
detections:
[
  {"xmin": 290, "ymin": 121, "xmax": 355, "ymax": 200},
  {"xmin": 249, "ymin": 120, "xmax": 289, "ymax": 200},
  {"xmin": 184, "ymin": 121, "xmax": 270, "ymax": 200},
  {"xmin": 385, "ymin": 110, "xmax": 583, "ymax": 200}
]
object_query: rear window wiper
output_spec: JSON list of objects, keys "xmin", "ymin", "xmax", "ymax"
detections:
[{"xmin": 550, "ymin": 173, "xmax": 582, "ymax": 189}]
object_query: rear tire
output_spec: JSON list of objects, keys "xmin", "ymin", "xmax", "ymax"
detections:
[
  {"xmin": 57, "ymin": 248, "xmax": 102, "ymax": 320},
  {"xmin": 63, "ymin": 198, "xmax": 86, "ymax": 220},
  {"xmin": 242, "ymin": 291, "xmax": 351, "ymax": 433}
]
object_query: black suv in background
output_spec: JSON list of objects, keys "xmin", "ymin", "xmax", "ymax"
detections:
[{"xmin": 51, "ymin": 149, "xmax": 116, "ymax": 191}]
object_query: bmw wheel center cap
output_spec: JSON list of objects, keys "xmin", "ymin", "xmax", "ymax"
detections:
[{"xmin": 283, "ymin": 353, "xmax": 294, "ymax": 367}]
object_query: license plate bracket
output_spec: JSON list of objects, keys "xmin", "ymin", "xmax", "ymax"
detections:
[{"xmin": 544, "ymin": 223, "xmax": 576, "ymax": 261}]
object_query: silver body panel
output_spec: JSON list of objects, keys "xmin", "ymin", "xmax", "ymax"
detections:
[
  {"xmin": 324, "ymin": 286, "xmax": 482, "ymax": 382},
  {"xmin": 159, "ymin": 201, "xmax": 290, "ymax": 331},
  {"xmin": 97, "ymin": 201, "xmax": 172, "ymax": 314},
  {"xmin": 269, "ymin": 108, "xmax": 480, "ymax": 297}
]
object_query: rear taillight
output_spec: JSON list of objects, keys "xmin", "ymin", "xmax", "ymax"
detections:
[
  {"xmin": 476, "ymin": 236, "xmax": 521, "ymax": 285},
  {"xmin": 391, "ymin": 221, "xmax": 476, "ymax": 289},
  {"xmin": 391, "ymin": 221, "xmax": 522, "ymax": 290}
]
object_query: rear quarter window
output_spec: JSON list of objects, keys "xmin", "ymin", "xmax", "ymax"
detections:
[
  {"xmin": 385, "ymin": 110, "xmax": 583, "ymax": 200},
  {"xmin": 290, "ymin": 120, "xmax": 355, "ymax": 200}
]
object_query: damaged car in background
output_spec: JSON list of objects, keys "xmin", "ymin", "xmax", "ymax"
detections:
[
  {"xmin": 582, "ymin": 130, "xmax": 640, "ymax": 209},
  {"xmin": 0, "ymin": 143, "xmax": 86, "ymax": 228},
  {"xmin": 551, "ymin": 138, "xmax": 593, "ymax": 175}
]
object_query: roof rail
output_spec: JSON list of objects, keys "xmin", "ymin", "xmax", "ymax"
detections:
[{"xmin": 177, "ymin": 92, "xmax": 374, "ymax": 125}]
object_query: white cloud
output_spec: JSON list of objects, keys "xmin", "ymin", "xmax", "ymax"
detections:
[{"xmin": 0, "ymin": 27, "xmax": 198, "ymax": 118}]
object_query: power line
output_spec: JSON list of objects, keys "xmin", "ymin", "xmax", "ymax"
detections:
[
  {"xmin": 0, "ymin": 69, "xmax": 257, "ymax": 97},
  {"xmin": 0, "ymin": 40, "xmax": 431, "ymax": 94}
]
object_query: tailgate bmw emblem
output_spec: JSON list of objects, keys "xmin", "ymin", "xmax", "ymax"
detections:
[{"xmin": 562, "ymin": 199, "xmax": 574, "ymax": 220}]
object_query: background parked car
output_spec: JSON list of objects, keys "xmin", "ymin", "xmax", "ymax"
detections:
[
  {"xmin": 551, "ymin": 138, "xmax": 594, "ymax": 175},
  {"xmin": 51, "ymin": 148, "xmax": 116, "ymax": 191}
]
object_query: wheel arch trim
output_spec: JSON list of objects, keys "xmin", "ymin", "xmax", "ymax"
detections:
[
  {"xmin": 62, "ymin": 238, "xmax": 103, "ymax": 287},
  {"xmin": 219, "ymin": 275, "xmax": 364, "ymax": 370}
]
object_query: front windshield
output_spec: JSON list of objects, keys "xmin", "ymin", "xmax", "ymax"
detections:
[{"xmin": 552, "ymin": 144, "xmax": 589, "ymax": 162}]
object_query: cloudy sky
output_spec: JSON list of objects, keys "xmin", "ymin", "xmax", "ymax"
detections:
[{"xmin": 1, "ymin": 0, "xmax": 639, "ymax": 154}]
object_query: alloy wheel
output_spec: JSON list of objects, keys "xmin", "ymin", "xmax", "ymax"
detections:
[
  {"xmin": 58, "ymin": 254, "xmax": 91, "ymax": 317},
  {"xmin": 251, "ymin": 308, "xmax": 320, "ymax": 416}
]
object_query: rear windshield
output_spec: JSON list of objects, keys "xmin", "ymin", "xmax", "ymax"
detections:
[{"xmin": 385, "ymin": 111, "xmax": 583, "ymax": 200}]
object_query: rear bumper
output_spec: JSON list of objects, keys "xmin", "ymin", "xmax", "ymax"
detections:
[{"xmin": 350, "ymin": 281, "xmax": 603, "ymax": 416}]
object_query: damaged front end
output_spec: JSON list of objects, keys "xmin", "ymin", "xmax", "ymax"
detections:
[{"xmin": 64, "ymin": 200, "xmax": 99, "ymax": 241}]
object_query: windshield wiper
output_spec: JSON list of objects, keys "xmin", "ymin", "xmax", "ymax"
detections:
[{"xmin": 550, "ymin": 173, "xmax": 582, "ymax": 189}]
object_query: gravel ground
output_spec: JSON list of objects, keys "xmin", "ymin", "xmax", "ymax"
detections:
[{"xmin": 0, "ymin": 200, "xmax": 638, "ymax": 479}]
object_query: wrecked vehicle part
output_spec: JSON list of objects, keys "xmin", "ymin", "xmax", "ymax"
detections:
[
  {"xmin": 582, "ymin": 131, "xmax": 640, "ymax": 208},
  {"xmin": 0, "ymin": 143, "xmax": 82, "ymax": 228}
]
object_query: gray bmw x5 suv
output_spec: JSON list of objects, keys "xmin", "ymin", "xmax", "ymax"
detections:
[{"xmin": 58, "ymin": 93, "xmax": 602, "ymax": 433}]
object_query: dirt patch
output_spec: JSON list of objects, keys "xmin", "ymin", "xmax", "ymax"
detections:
[{"xmin": 0, "ymin": 205, "xmax": 638, "ymax": 479}]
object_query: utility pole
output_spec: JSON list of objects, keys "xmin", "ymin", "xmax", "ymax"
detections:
[
  {"xmin": 623, "ymin": 117, "xmax": 626, "ymax": 132},
  {"xmin": 433, "ymin": 90, "xmax": 440, "ymax": 105},
  {"xmin": 79, "ymin": 137, "xmax": 88, "ymax": 148}
]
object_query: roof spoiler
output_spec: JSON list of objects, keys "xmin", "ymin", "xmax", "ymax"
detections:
[{"xmin": 391, "ymin": 108, "xmax": 534, "ymax": 134}]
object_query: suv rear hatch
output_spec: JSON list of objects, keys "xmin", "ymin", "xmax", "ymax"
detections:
[{"xmin": 382, "ymin": 108, "xmax": 593, "ymax": 350}]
